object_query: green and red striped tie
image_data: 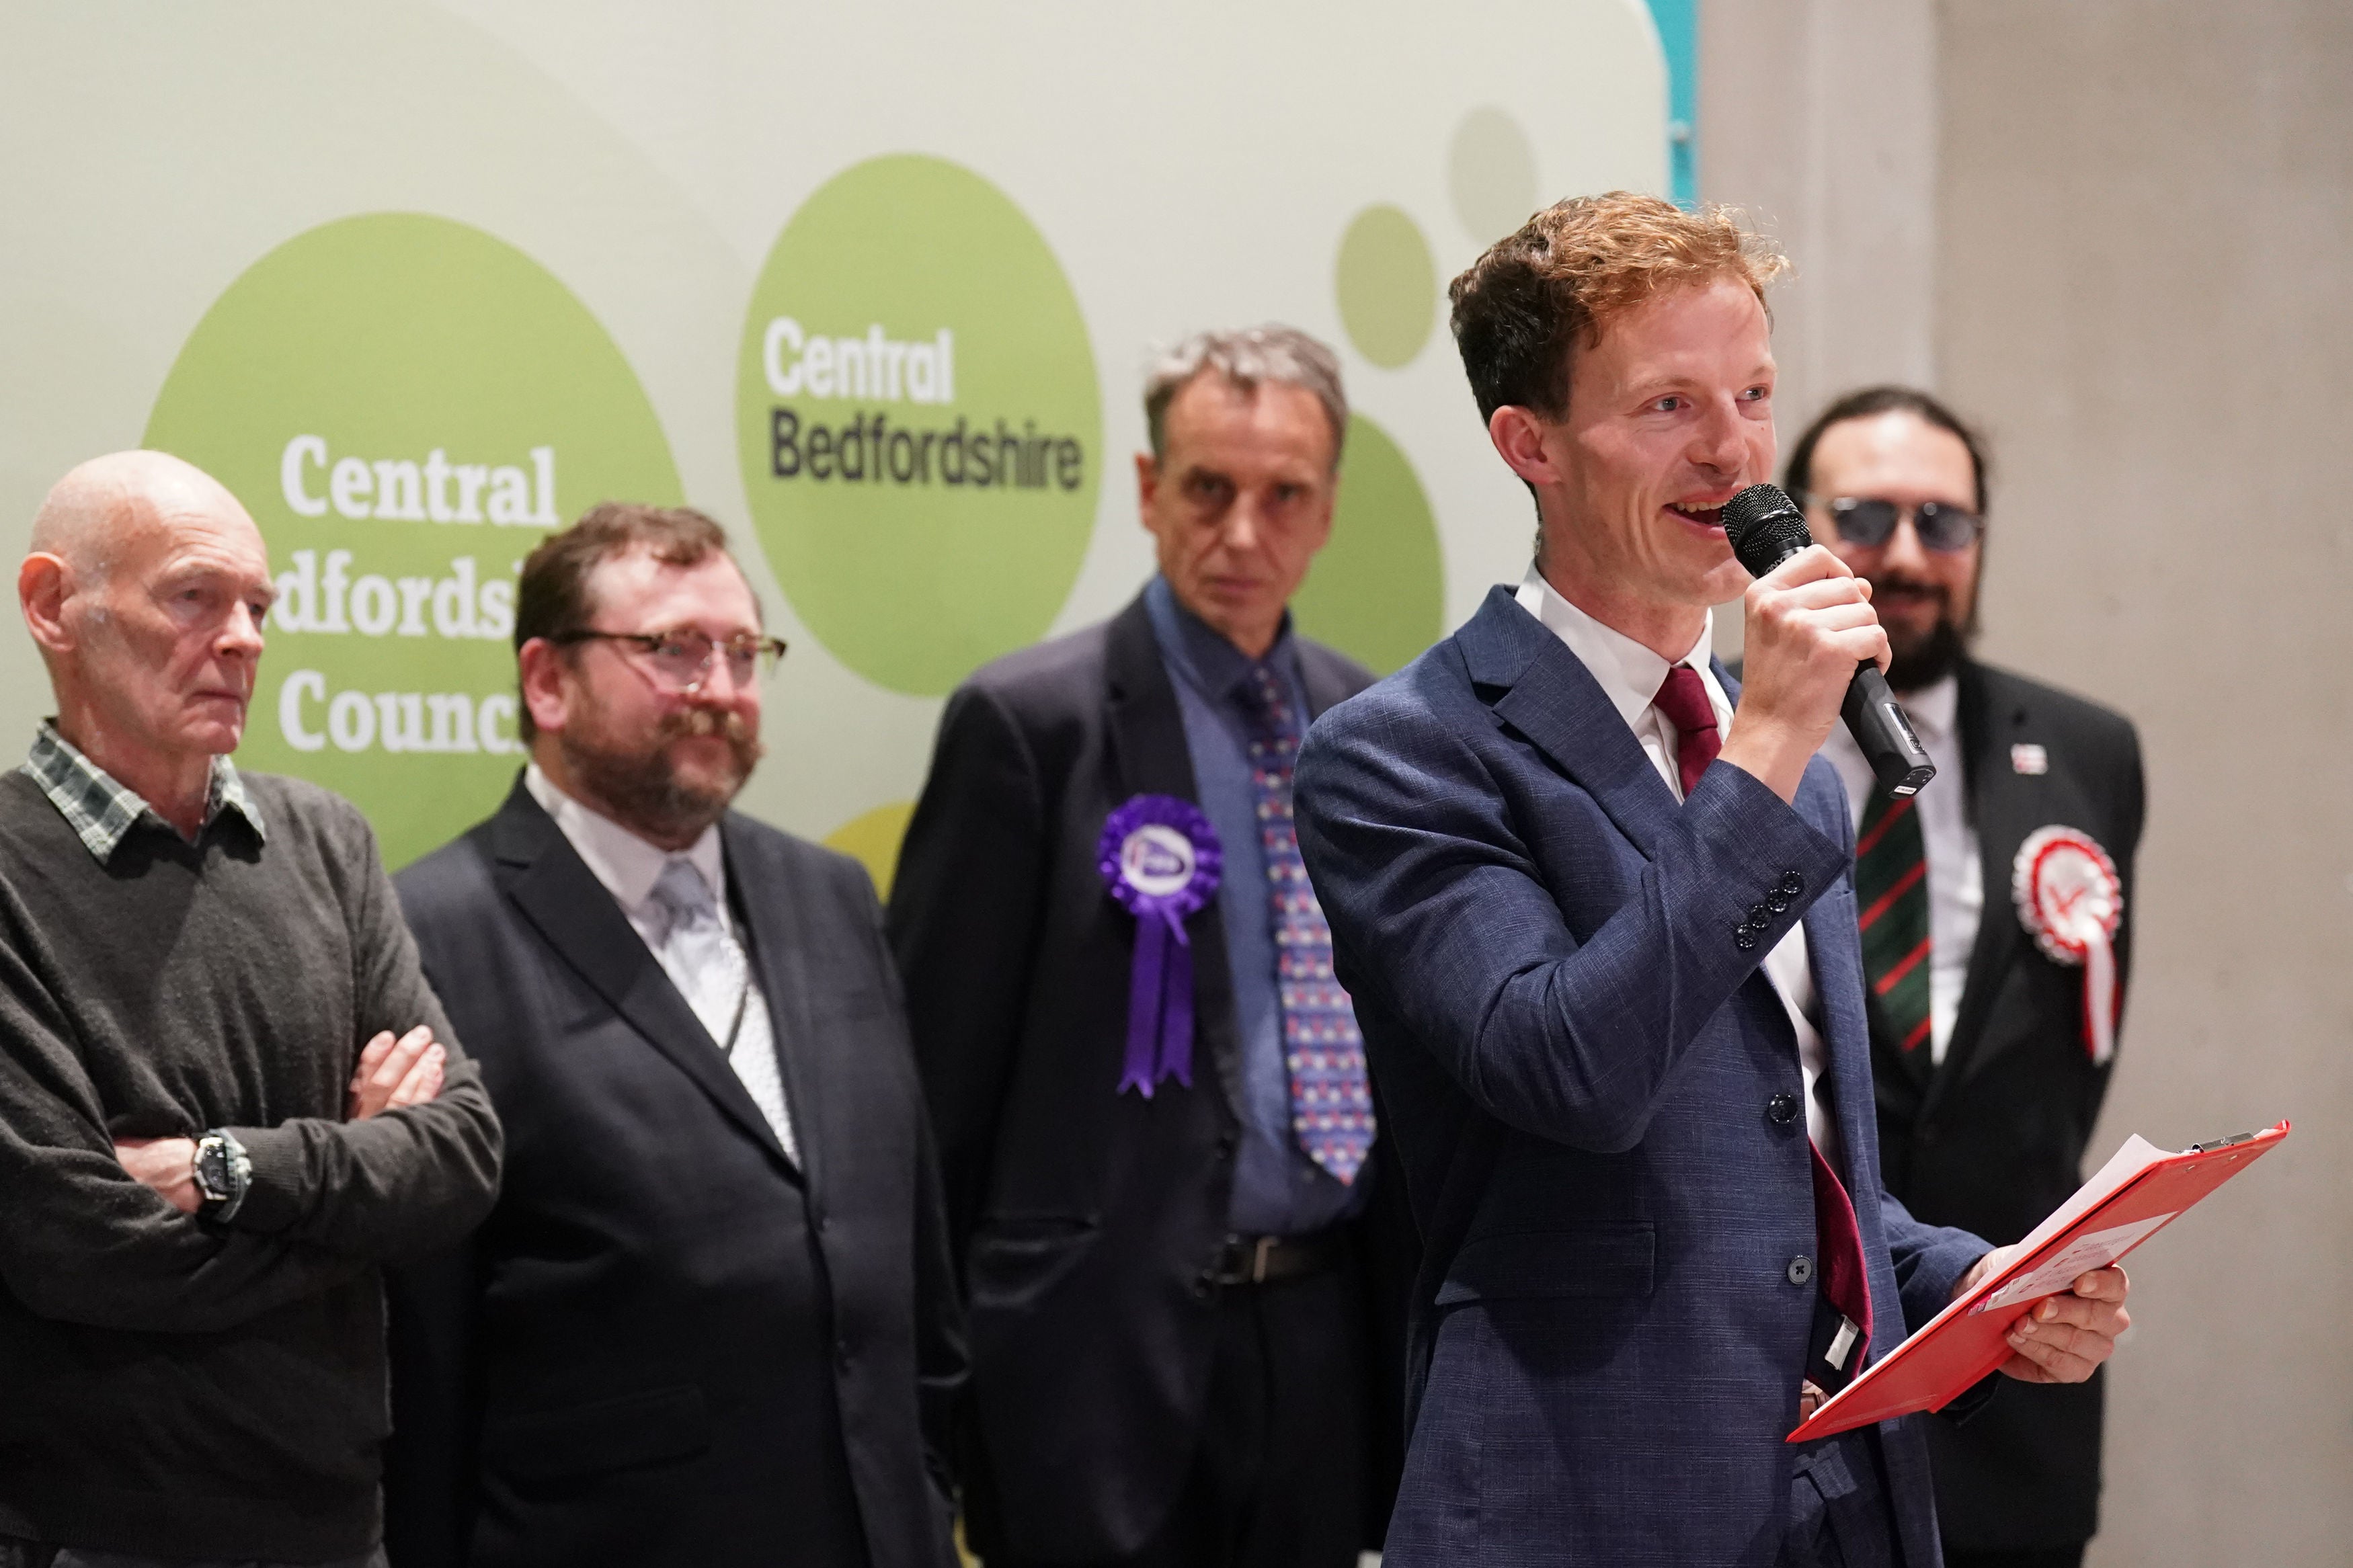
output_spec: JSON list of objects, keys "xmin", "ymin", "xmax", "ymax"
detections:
[{"xmin": 1856, "ymin": 792, "xmax": 1933, "ymax": 1055}]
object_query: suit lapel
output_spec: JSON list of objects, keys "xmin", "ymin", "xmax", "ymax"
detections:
[
  {"xmin": 489, "ymin": 782, "xmax": 795, "ymax": 1172},
  {"xmin": 1923, "ymin": 659, "xmax": 2030, "ymax": 1111},
  {"xmin": 725, "ymin": 820, "xmax": 820, "ymax": 1191},
  {"xmin": 1103, "ymin": 595, "xmax": 1244, "ymax": 1116},
  {"xmin": 1462, "ymin": 587, "xmax": 1681, "ymax": 860}
]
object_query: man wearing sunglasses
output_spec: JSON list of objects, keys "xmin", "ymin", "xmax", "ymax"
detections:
[
  {"xmin": 1786, "ymin": 387, "xmax": 2145, "ymax": 1568},
  {"xmin": 382, "ymin": 503, "xmax": 963, "ymax": 1568}
]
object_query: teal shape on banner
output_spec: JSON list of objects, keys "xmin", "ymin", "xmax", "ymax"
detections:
[{"xmin": 1644, "ymin": 0, "xmax": 1698, "ymax": 207}]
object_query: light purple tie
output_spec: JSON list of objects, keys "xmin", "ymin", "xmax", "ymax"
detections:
[{"xmin": 1242, "ymin": 663, "xmax": 1373, "ymax": 1185}]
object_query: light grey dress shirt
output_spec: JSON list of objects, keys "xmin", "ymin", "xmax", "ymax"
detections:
[{"xmin": 524, "ymin": 764, "xmax": 799, "ymax": 1162}]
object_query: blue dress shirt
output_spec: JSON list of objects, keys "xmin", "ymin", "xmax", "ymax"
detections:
[{"xmin": 1144, "ymin": 575, "xmax": 1365, "ymax": 1237}]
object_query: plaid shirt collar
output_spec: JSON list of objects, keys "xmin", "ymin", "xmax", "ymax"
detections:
[{"xmin": 23, "ymin": 722, "xmax": 266, "ymax": 863}]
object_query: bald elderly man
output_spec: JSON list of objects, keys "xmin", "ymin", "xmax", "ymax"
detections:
[{"xmin": 0, "ymin": 452, "xmax": 502, "ymax": 1568}]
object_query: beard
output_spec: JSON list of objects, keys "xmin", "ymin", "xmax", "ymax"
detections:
[
  {"xmin": 559, "ymin": 700, "xmax": 764, "ymax": 845},
  {"xmin": 1874, "ymin": 576, "xmax": 1971, "ymax": 692}
]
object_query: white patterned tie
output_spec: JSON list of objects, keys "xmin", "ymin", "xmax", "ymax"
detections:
[{"xmin": 649, "ymin": 858, "xmax": 798, "ymax": 1164}]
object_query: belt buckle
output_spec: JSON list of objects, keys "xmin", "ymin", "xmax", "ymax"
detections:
[{"xmin": 1213, "ymin": 1234, "xmax": 1279, "ymax": 1287}]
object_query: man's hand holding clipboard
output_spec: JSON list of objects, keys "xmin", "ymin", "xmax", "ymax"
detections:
[
  {"xmin": 1790, "ymin": 1123, "xmax": 2290, "ymax": 1442},
  {"xmin": 1951, "ymin": 1243, "xmax": 2132, "ymax": 1387}
]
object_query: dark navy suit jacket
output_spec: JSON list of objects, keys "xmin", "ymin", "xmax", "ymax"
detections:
[{"xmin": 1293, "ymin": 586, "xmax": 1989, "ymax": 1566}]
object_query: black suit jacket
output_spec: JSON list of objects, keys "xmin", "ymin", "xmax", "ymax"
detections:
[
  {"xmin": 886, "ymin": 593, "xmax": 1412, "ymax": 1563},
  {"xmin": 383, "ymin": 780, "xmax": 963, "ymax": 1568},
  {"xmin": 1871, "ymin": 659, "xmax": 2145, "ymax": 1551}
]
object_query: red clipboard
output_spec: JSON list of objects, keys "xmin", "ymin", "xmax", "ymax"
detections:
[{"xmin": 1788, "ymin": 1121, "xmax": 2290, "ymax": 1443}]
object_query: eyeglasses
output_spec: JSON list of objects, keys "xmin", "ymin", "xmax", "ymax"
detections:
[
  {"xmin": 1819, "ymin": 496, "xmax": 1984, "ymax": 554},
  {"xmin": 556, "ymin": 628, "xmax": 789, "ymax": 693}
]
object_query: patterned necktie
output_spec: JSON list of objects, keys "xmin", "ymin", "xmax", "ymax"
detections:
[
  {"xmin": 1242, "ymin": 663, "xmax": 1373, "ymax": 1186},
  {"xmin": 649, "ymin": 859, "xmax": 799, "ymax": 1164},
  {"xmin": 1652, "ymin": 665, "xmax": 1873, "ymax": 1346},
  {"xmin": 1855, "ymin": 792, "xmax": 1933, "ymax": 1056}
]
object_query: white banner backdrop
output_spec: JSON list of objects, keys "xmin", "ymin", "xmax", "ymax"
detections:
[{"xmin": 0, "ymin": 0, "xmax": 1666, "ymax": 881}]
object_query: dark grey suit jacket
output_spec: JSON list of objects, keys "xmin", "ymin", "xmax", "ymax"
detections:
[
  {"xmin": 1872, "ymin": 659, "xmax": 2145, "ymax": 1551},
  {"xmin": 383, "ymin": 779, "xmax": 963, "ymax": 1568},
  {"xmin": 887, "ymin": 593, "xmax": 1412, "ymax": 1563}
]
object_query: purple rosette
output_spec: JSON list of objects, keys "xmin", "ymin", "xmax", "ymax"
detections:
[{"xmin": 1097, "ymin": 794, "xmax": 1223, "ymax": 1098}]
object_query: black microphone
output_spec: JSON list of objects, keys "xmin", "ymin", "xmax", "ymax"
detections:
[{"xmin": 1721, "ymin": 483, "xmax": 1936, "ymax": 800}]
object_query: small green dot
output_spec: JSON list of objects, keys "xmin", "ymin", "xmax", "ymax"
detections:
[{"xmin": 1334, "ymin": 206, "xmax": 1436, "ymax": 370}]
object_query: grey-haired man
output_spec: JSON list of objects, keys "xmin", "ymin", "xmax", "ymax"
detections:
[{"xmin": 890, "ymin": 328, "xmax": 1412, "ymax": 1568}]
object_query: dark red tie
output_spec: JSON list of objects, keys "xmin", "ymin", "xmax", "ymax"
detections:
[
  {"xmin": 1652, "ymin": 665, "xmax": 1874, "ymax": 1348},
  {"xmin": 1651, "ymin": 665, "xmax": 1720, "ymax": 796}
]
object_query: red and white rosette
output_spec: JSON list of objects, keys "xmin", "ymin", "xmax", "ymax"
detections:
[{"xmin": 2011, "ymin": 825, "xmax": 2125, "ymax": 1065}]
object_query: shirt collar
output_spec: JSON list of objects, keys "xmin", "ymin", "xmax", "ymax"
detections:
[
  {"xmin": 23, "ymin": 722, "xmax": 265, "ymax": 864},
  {"xmin": 1513, "ymin": 565, "xmax": 1716, "ymax": 729},
  {"xmin": 1144, "ymin": 574, "xmax": 1299, "ymax": 706},
  {"xmin": 1895, "ymin": 672, "xmax": 1960, "ymax": 744},
  {"xmin": 524, "ymin": 761, "xmax": 725, "ymax": 919}
]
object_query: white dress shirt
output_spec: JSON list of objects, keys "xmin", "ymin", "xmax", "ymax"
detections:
[
  {"xmin": 1819, "ymin": 674, "xmax": 1982, "ymax": 1064},
  {"xmin": 1514, "ymin": 569, "xmax": 1843, "ymax": 1169},
  {"xmin": 524, "ymin": 764, "xmax": 799, "ymax": 1162}
]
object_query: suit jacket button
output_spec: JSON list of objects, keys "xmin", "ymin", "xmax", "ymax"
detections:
[
  {"xmin": 1780, "ymin": 870, "xmax": 1805, "ymax": 897},
  {"xmin": 1788, "ymin": 1255, "xmax": 1815, "ymax": 1286},
  {"xmin": 1734, "ymin": 930, "xmax": 1759, "ymax": 952},
  {"xmin": 1767, "ymin": 1092, "xmax": 1799, "ymax": 1126},
  {"xmin": 1194, "ymin": 1270, "xmax": 1217, "ymax": 1300},
  {"xmin": 1749, "ymin": 902, "xmax": 1773, "ymax": 927}
]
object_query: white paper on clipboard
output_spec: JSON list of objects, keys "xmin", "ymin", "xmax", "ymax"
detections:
[{"xmin": 1972, "ymin": 1212, "xmax": 2174, "ymax": 1313}]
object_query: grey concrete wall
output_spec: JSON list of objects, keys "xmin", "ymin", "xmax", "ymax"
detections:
[
  {"xmin": 1706, "ymin": 2, "xmax": 2351, "ymax": 1560},
  {"xmin": 1700, "ymin": 0, "xmax": 1938, "ymax": 661},
  {"xmin": 1700, "ymin": 0, "xmax": 1940, "ymax": 428},
  {"xmin": 1937, "ymin": 5, "xmax": 2353, "ymax": 1562}
]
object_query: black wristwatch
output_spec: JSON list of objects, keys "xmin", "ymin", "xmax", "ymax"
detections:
[{"xmin": 192, "ymin": 1128, "xmax": 251, "ymax": 1223}]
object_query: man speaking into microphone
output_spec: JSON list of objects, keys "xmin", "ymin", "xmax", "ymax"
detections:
[{"xmin": 1291, "ymin": 193, "xmax": 2132, "ymax": 1565}]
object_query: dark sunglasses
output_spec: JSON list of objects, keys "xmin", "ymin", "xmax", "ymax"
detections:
[{"xmin": 1821, "ymin": 497, "xmax": 1983, "ymax": 554}]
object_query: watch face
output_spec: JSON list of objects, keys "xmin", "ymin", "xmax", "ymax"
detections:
[{"xmin": 195, "ymin": 1140, "xmax": 229, "ymax": 1202}]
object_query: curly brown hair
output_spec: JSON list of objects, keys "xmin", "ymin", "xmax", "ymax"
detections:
[{"xmin": 1447, "ymin": 191, "xmax": 1790, "ymax": 425}]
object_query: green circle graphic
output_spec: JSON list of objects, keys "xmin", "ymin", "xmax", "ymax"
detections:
[
  {"xmin": 1291, "ymin": 414, "xmax": 1445, "ymax": 676},
  {"xmin": 144, "ymin": 213, "xmax": 682, "ymax": 870},
  {"xmin": 736, "ymin": 155, "xmax": 1101, "ymax": 696},
  {"xmin": 1334, "ymin": 205, "xmax": 1437, "ymax": 369}
]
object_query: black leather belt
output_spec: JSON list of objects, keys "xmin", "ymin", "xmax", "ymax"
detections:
[{"xmin": 1205, "ymin": 1229, "xmax": 1347, "ymax": 1287}]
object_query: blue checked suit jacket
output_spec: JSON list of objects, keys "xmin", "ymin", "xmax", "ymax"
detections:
[{"xmin": 1293, "ymin": 587, "xmax": 1989, "ymax": 1567}]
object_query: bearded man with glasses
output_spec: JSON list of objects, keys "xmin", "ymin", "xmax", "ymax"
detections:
[
  {"xmin": 1786, "ymin": 387, "xmax": 2146, "ymax": 1568},
  {"xmin": 382, "ymin": 503, "xmax": 963, "ymax": 1568}
]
